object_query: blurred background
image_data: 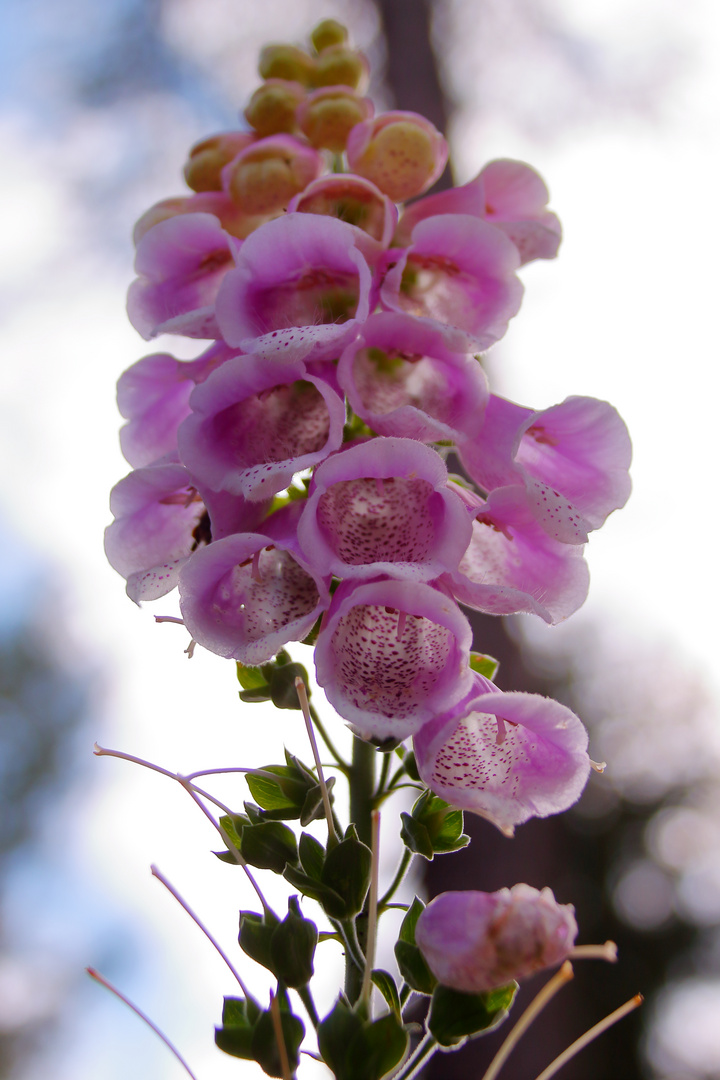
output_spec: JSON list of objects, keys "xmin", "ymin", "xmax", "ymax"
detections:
[{"xmin": 1, "ymin": 0, "xmax": 719, "ymax": 1077}]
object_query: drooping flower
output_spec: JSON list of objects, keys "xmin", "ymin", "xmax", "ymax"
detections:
[
  {"xmin": 177, "ymin": 352, "xmax": 345, "ymax": 501},
  {"xmin": 314, "ymin": 578, "xmax": 474, "ymax": 742},
  {"xmin": 337, "ymin": 311, "xmax": 489, "ymax": 443},
  {"xmin": 380, "ymin": 214, "xmax": 523, "ymax": 352},
  {"xmin": 287, "ymin": 174, "xmax": 397, "ymax": 258},
  {"xmin": 460, "ymin": 394, "xmax": 632, "ymax": 544},
  {"xmin": 444, "ymin": 484, "xmax": 590, "ymax": 624},
  {"xmin": 297, "ymin": 437, "xmax": 473, "ymax": 582},
  {"xmin": 415, "ymin": 884, "xmax": 578, "ymax": 993},
  {"xmin": 220, "ymin": 134, "xmax": 324, "ymax": 216},
  {"xmin": 413, "ymin": 673, "xmax": 591, "ymax": 835},
  {"xmin": 215, "ymin": 213, "xmax": 373, "ymax": 363},
  {"xmin": 178, "ymin": 521, "xmax": 329, "ymax": 664},
  {"xmin": 127, "ymin": 213, "xmax": 236, "ymax": 341},
  {"xmin": 395, "ymin": 158, "xmax": 562, "ymax": 265}
]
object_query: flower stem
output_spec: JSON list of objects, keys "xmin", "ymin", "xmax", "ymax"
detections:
[
  {"xmin": 359, "ymin": 809, "xmax": 381, "ymax": 1012},
  {"xmin": 531, "ymin": 994, "xmax": 643, "ymax": 1080},
  {"xmin": 481, "ymin": 961, "xmax": 574, "ymax": 1080},
  {"xmin": 309, "ymin": 702, "xmax": 350, "ymax": 773},
  {"xmin": 394, "ymin": 1032, "xmax": 438, "ymax": 1080},
  {"xmin": 297, "ymin": 985, "xmax": 320, "ymax": 1029},
  {"xmin": 379, "ymin": 849, "xmax": 412, "ymax": 912},
  {"xmin": 296, "ymin": 678, "xmax": 338, "ymax": 847},
  {"xmin": 344, "ymin": 735, "xmax": 376, "ymax": 1004}
]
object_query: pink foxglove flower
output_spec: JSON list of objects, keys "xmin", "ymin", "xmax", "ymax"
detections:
[
  {"xmin": 314, "ymin": 578, "xmax": 474, "ymax": 742},
  {"xmin": 220, "ymin": 134, "xmax": 324, "ymax": 215},
  {"xmin": 444, "ymin": 485, "xmax": 590, "ymax": 624},
  {"xmin": 380, "ymin": 214, "xmax": 523, "ymax": 351},
  {"xmin": 177, "ymin": 353, "xmax": 345, "ymax": 501},
  {"xmin": 415, "ymin": 884, "xmax": 578, "ymax": 993},
  {"xmin": 337, "ymin": 312, "xmax": 488, "ymax": 443},
  {"xmin": 178, "ymin": 526, "xmax": 329, "ymax": 664},
  {"xmin": 396, "ymin": 159, "xmax": 561, "ymax": 265},
  {"xmin": 297, "ymin": 437, "xmax": 473, "ymax": 582},
  {"xmin": 413, "ymin": 673, "xmax": 591, "ymax": 835},
  {"xmin": 287, "ymin": 174, "xmax": 397, "ymax": 259},
  {"xmin": 117, "ymin": 344, "xmax": 232, "ymax": 468},
  {"xmin": 128, "ymin": 213, "xmax": 237, "ymax": 341},
  {"xmin": 215, "ymin": 213, "xmax": 373, "ymax": 363},
  {"xmin": 460, "ymin": 394, "xmax": 632, "ymax": 544}
]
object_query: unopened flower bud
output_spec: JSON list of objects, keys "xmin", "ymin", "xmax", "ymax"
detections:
[
  {"xmin": 314, "ymin": 45, "xmax": 368, "ymax": 92},
  {"xmin": 259, "ymin": 43, "xmax": 316, "ymax": 86},
  {"xmin": 244, "ymin": 79, "xmax": 306, "ymax": 137},
  {"xmin": 416, "ymin": 885, "xmax": 578, "ymax": 993},
  {"xmin": 184, "ymin": 131, "xmax": 256, "ymax": 192},
  {"xmin": 297, "ymin": 86, "xmax": 373, "ymax": 152},
  {"xmin": 347, "ymin": 112, "xmax": 447, "ymax": 203},
  {"xmin": 311, "ymin": 19, "xmax": 348, "ymax": 53},
  {"xmin": 222, "ymin": 135, "xmax": 323, "ymax": 215},
  {"xmin": 133, "ymin": 197, "xmax": 190, "ymax": 245}
]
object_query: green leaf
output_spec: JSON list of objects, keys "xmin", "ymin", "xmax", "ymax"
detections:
[
  {"xmin": 270, "ymin": 897, "xmax": 318, "ymax": 987},
  {"xmin": 300, "ymin": 776, "xmax": 335, "ymax": 826},
  {"xmin": 284, "ymin": 864, "xmax": 346, "ymax": 912},
  {"xmin": 400, "ymin": 749, "xmax": 420, "ymax": 782},
  {"xmin": 251, "ymin": 1002, "xmax": 305, "ymax": 1077},
  {"xmin": 236, "ymin": 662, "xmax": 269, "ymax": 691},
  {"xmin": 394, "ymin": 899, "xmax": 437, "ymax": 995},
  {"xmin": 399, "ymin": 812, "xmax": 434, "ymax": 859},
  {"xmin": 321, "ymin": 834, "xmax": 372, "ymax": 918},
  {"xmin": 215, "ymin": 995, "xmax": 262, "ymax": 1060},
  {"xmin": 214, "ymin": 814, "xmax": 249, "ymax": 864},
  {"xmin": 427, "ymin": 982, "xmax": 517, "ymax": 1047},
  {"xmin": 266, "ymin": 660, "xmax": 312, "ymax": 710},
  {"xmin": 246, "ymin": 766, "xmax": 309, "ymax": 817},
  {"xmin": 298, "ymin": 831, "xmax": 326, "ymax": 880},
  {"xmin": 370, "ymin": 970, "xmax": 401, "ymax": 1020},
  {"xmin": 469, "ymin": 652, "xmax": 500, "ymax": 681},
  {"xmin": 240, "ymin": 821, "xmax": 298, "ymax": 873},
  {"xmin": 317, "ymin": 999, "xmax": 408, "ymax": 1080},
  {"xmin": 239, "ymin": 910, "xmax": 279, "ymax": 971}
]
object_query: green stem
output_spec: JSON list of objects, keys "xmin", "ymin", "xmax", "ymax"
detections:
[
  {"xmin": 378, "ymin": 849, "xmax": 412, "ymax": 912},
  {"xmin": 344, "ymin": 736, "xmax": 375, "ymax": 1004},
  {"xmin": 309, "ymin": 704, "xmax": 350, "ymax": 773},
  {"xmin": 330, "ymin": 918, "xmax": 365, "ymax": 974},
  {"xmin": 394, "ymin": 1033, "xmax": 438, "ymax": 1080},
  {"xmin": 297, "ymin": 985, "xmax": 319, "ymax": 1030},
  {"xmin": 372, "ymin": 752, "xmax": 392, "ymax": 803}
]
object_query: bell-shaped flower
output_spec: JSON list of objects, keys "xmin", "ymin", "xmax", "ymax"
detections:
[
  {"xmin": 177, "ymin": 352, "xmax": 345, "ymax": 501},
  {"xmin": 117, "ymin": 343, "xmax": 232, "ymax": 468},
  {"xmin": 221, "ymin": 134, "xmax": 324, "ymax": 216},
  {"xmin": 297, "ymin": 438, "xmax": 473, "ymax": 582},
  {"xmin": 380, "ymin": 215, "xmax": 523, "ymax": 352},
  {"xmin": 178, "ymin": 527, "xmax": 329, "ymax": 664},
  {"xmin": 337, "ymin": 312, "xmax": 488, "ymax": 443},
  {"xmin": 105, "ymin": 464, "xmax": 268, "ymax": 603},
  {"xmin": 287, "ymin": 174, "xmax": 397, "ymax": 261},
  {"xmin": 415, "ymin": 885, "xmax": 578, "ymax": 994},
  {"xmin": 460, "ymin": 394, "xmax": 632, "ymax": 544},
  {"xmin": 314, "ymin": 578, "xmax": 474, "ymax": 742},
  {"xmin": 128, "ymin": 213, "xmax": 237, "ymax": 340},
  {"xmin": 413, "ymin": 673, "xmax": 591, "ymax": 835},
  {"xmin": 396, "ymin": 159, "xmax": 561, "ymax": 265},
  {"xmin": 444, "ymin": 485, "xmax": 589, "ymax": 624},
  {"xmin": 215, "ymin": 213, "xmax": 373, "ymax": 363},
  {"xmin": 346, "ymin": 111, "xmax": 447, "ymax": 203}
]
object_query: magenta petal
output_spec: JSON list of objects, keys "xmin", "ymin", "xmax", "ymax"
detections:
[
  {"xmin": 179, "ymin": 533, "xmax": 329, "ymax": 663},
  {"xmin": 297, "ymin": 438, "xmax": 473, "ymax": 581},
  {"xmin": 104, "ymin": 464, "xmax": 207, "ymax": 602},
  {"xmin": 380, "ymin": 215, "xmax": 523, "ymax": 351},
  {"xmin": 415, "ymin": 885, "xmax": 578, "ymax": 993},
  {"xmin": 447, "ymin": 486, "xmax": 589, "ymax": 624},
  {"xmin": 215, "ymin": 213, "xmax": 372, "ymax": 361},
  {"xmin": 314, "ymin": 578, "xmax": 474, "ymax": 742},
  {"xmin": 177, "ymin": 353, "xmax": 345, "ymax": 500},
  {"xmin": 516, "ymin": 396, "xmax": 632, "ymax": 531},
  {"xmin": 394, "ymin": 174, "xmax": 487, "ymax": 245},
  {"xmin": 337, "ymin": 312, "xmax": 489, "ymax": 443},
  {"xmin": 127, "ymin": 214, "xmax": 234, "ymax": 340},
  {"xmin": 413, "ymin": 679, "xmax": 591, "ymax": 835}
]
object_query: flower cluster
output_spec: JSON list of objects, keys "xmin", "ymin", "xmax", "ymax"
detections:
[{"xmin": 106, "ymin": 19, "xmax": 631, "ymax": 837}]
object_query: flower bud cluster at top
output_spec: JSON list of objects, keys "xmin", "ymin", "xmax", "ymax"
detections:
[{"xmin": 106, "ymin": 19, "xmax": 632, "ymax": 836}]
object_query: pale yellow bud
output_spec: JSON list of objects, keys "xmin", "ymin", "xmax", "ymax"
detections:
[{"xmin": 310, "ymin": 19, "xmax": 348, "ymax": 53}]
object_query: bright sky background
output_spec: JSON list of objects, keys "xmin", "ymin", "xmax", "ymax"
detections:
[{"xmin": 1, "ymin": 0, "xmax": 719, "ymax": 1077}]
